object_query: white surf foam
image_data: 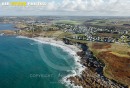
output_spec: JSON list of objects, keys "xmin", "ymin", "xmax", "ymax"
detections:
[
  {"xmin": 16, "ymin": 36, "xmax": 85, "ymax": 88},
  {"xmin": 0, "ymin": 33, "xmax": 4, "ymax": 36}
]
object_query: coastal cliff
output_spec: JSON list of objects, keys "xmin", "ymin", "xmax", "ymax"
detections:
[
  {"xmin": 87, "ymin": 42, "xmax": 130, "ymax": 87},
  {"xmin": 67, "ymin": 43, "xmax": 126, "ymax": 88},
  {"xmin": 2, "ymin": 30, "xmax": 129, "ymax": 88}
]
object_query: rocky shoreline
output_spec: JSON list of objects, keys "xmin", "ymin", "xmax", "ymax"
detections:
[
  {"xmin": 68, "ymin": 48, "xmax": 127, "ymax": 88},
  {"xmin": 1, "ymin": 31, "xmax": 128, "ymax": 88}
]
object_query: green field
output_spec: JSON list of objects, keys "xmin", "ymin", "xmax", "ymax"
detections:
[{"xmin": 53, "ymin": 20, "xmax": 82, "ymax": 25}]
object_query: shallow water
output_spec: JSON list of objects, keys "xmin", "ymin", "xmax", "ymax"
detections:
[{"xmin": 0, "ymin": 36, "xmax": 76, "ymax": 88}]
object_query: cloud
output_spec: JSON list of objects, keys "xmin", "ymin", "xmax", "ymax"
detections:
[
  {"xmin": 42, "ymin": 0, "xmax": 128, "ymax": 13},
  {"xmin": 0, "ymin": 0, "xmax": 130, "ymax": 16}
]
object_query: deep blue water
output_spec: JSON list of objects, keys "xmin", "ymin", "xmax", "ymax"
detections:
[
  {"xmin": 0, "ymin": 36, "xmax": 75, "ymax": 88},
  {"xmin": 0, "ymin": 24, "xmax": 16, "ymax": 30}
]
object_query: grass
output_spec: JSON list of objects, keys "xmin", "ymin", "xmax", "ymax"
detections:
[
  {"xmin": 87, "ymin": 42, "xmax": 130, "ymax": 57},
  {"xmin": 15, "ymin": 23, "xmax": 27, "ymax": 29},
  {"xmin": 87, "ymin": 42, "xmax": 130, "ymax": 86},
  {"xmin": 18, "ymin": 29, "xmax": 130, "ymax": 86},
  {"xmin": 39, "ymin": 30, "xmax": 64, "ymax": 38},
  {"xmin": 73, "ymin": 34, "xmax": 86, "ymax": 36},
  {"xmin": 103, "ymin": 65, "xmax": 114, "ymax": 80},
  {"xmin": 54, "ymin": 20, "xmax": 82, "ymax": 25},
  {"xmin": 95, "ymin": 33, "xmax": 119, "ymax": 38},
  {"xmin": 68, "ymin": 38, "xmax": 88, "ymax": 44},
  {"xmin": 110, "ymin": 52, "xmax": 130, "ymax": 58},
  {"xmin": 108, "ymin": 43, "xmax": 130, "ymax": 56},
  {"xmin": 80, "ymin": 41, "xmax": 130, "ymax": 86}
]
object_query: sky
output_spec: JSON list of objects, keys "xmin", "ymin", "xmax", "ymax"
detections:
[{"xmin": 0, "ymin": 0, "xmax": 130, "ymax": 16}]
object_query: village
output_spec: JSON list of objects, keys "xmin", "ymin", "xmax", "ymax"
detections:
[
  {"xmin": 0, "ymin": 17, "xmax": 130, "ymax": 87},
  {"xmin": 1, "ymin": 16, "xmax": 130, "ymax": 45},
  {"xmin": 15, "ymin": 21, "xmax": 130, "ymax": 45},
  {"xmin": 55, "ymin": 23, "xmax": 130, "ymax": 44}
]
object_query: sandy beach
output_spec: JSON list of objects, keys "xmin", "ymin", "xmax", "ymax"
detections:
[
  {"xmin": 34, "ymin": 37, "xmax": 80, "ymax": 53},
  {"xmin": 17, "ymin": 36, "xmax": 85, "ymax": 88},
  {"xmin": 17, "ymin": 36, "xmax": 125, "ymax": 88},
  {"xmin": 32, "ymin": 37, "xmax": 86, "ymax": 88}
]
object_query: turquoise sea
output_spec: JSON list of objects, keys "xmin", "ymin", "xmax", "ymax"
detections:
[{"xmin": 0, "ymin": 24, "xmax": 76, "ymax": 88}]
